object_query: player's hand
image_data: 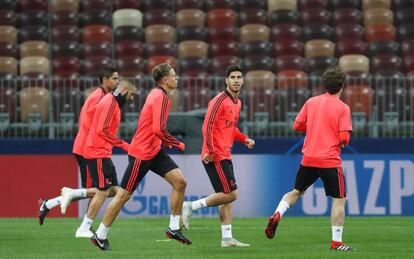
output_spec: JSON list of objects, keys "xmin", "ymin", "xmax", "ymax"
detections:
[
  {"xmin": 178, "ymin": 142, "xmax": 186, "ymax": 152},
  {"xmin": 244, "ymin": 138, "xmax": 255, "ymax": 149},
  {"xmin": 121, "ymin": 141, "xmax": 129, "ymax": 152},
  {"xmin": 203, "ymin": 153, "xmax": 214, "ymax": 164}
]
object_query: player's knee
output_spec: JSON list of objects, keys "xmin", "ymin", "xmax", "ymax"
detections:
[
  {"xmin": 175, "ymin": 177, "xmax": 187, "ymax": 191},
  {"xmin": 117, "ymin": 189, "xmax": 132, "ymax": 202},
  {"xmin": 226, "ymin": 191, "xmax": 237, "ymax": 202}
]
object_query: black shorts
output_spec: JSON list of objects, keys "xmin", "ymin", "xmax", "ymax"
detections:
[
  {"xmin": 294, "ymin": 165, "xmax": 346, "ymax": 198},
  {"xmin": 74, "ymin": 154, "xmax": 92, "ymax": 188},
  {"xmin": 203, "ymin": 159, "xmax": 237, "ymax": 194},
  {"xmin": 86, "ymin": 158, "xmax": 118, "ymax": 190},
  {"xmin": 120, "ymin": 149, "xmax": 179, "ymax": 193}
]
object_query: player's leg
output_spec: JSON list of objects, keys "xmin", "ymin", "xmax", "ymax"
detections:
[
  {"xmin": 321, "ymin": 167, "xmax": 352, "ymax": 251},
  {"xmin": 265, "ymin": 165, "xmax": 319, "ymax": 239}
]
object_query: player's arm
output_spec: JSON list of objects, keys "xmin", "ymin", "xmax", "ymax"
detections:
[
  {"xmin": 339, "ymin": 106, "xmax": 353, "ymax": 148},
  {"xmin": 202, "ymin": 99, "xmax": 222, "ymax": 162},
  {"xmin": 152, "ymin": 94, "xmax": 185, "ymax": 151},
  {"xmin": 96, "ymin": 99, "xmax": 129, "ymax": 152},
  {"xmin": 293, "ymin": 102, "xmax": 307, "ymax": 132},
  {"xmin": 233, "ymin": 127, "xmax": 255, "ymax": 149}
]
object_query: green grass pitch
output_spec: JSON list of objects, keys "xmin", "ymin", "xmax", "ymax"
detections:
[{"xmin": 0, "ymin": 217, "xmax": 413, "ymax": 258}]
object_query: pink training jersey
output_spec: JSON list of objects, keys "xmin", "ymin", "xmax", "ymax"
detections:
[
  {"xmin": 72, "ymin": 87, "xmax": 106, "ymax": 156},
  {"xmin": 295, "ymin": 93, "xmax": 353, "ymax": 168}
]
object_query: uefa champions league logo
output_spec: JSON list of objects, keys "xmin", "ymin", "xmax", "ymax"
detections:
[{"xmin": 121, "ymin": 178, "xmax": 148, "ymax": 215}]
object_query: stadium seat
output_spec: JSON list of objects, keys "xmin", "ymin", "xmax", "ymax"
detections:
[
  {"xmin": 0, "ymin": 10, "xmax": 16, "ymax": 26},
  {"xmin": 176, "ymin": 9, "xmax": 205, "ymax": 27},
  {"xmin": 367, "ymin": 41, "xmax": 400, "ymax": 57},
  {"xmin": 339, "ymin": 54, "xmax": 370, "ymax": 73},
  {"xmin": 113, "ymin": 9, "xmax": 143, "ymax": 28},
  {"xmin": 336, "ymin": 40, "xmax": 367, "ymax": 56},
  {"xmin": 51, "ymin": 86, "xmax": 82, "ymax": 128},
  {"xmin": 277, "ymin": 70, "xmax": 308, "ymax": 89},
  {"xmin": 343, "ymin": 84, "xmax": 374, "ymax": 119},
  {"xmin": 210, "ymin": 41, "xmax": 239, "ymax": 57},
  {"xmin": 177, "ymin": 27, "xmax": 208, "ymax": 42},
  {"xmin": 82, "ymin": 25, "xmax": 112, "ymax": 44},
  {"xmin": 345, "ymin": 71, "xmax": 370, "ymax": 86},
  {"xmin": 179, "ymin": 57, "xmax": 210, "ymax": 73},
  {"xmin": 0, "ymin": 0, "xmax": 17, "ymax": 11},
  {"xmin": 393, "ymin": 0, "xmax": 414, "ymax": 9},
  {"xmin": 241, "ymin": 41, "xmax": 273, "ymax": 58},
  {"xmin": 114, "ymin": 0, "xmax": 140, "ymax": 10},
  {"xmin": 398, "ymin": 24, "xmax": 414, "ymax": 42},
  {"xmin": 52, "ymin": 42, "xmax": 81, "ymax": 58},
  {"xmin": 395, "ymin": 10, "xmax": 414, "ymax": 26},
  {"xmin": 330, "ymin": 0, "xmax": 361, "ymax": 9},
  {"xmin": 0, "ymin": 26, "xmax": 17, "ymax": 43},
  {"xmin": 403, "ymin": 55, "xmax": 414, "ymax": 74},
  {"xmin": 335, "ymin": 24, "xmax": 365, "ymax": 41},
  {"xmin": 275, "ymin": 55, "xmax": 306, "ymax": 72},
  {"xmin": 116, "ymin": 40, "xmax": 144, "ymax": 57},
  {"xmin": 51, "ymin": 0, "xmax": 79, "ymax": 13},
  {"xmin": 244, "ymin": 55, "xmax": 274, "ymax": 72},
  {"xmin": 268, "ymin": 10, "xmax": 299, "ymax": 26},
  {"xmin": 83, "ymin": 42, "xmax": 112, "ymax": 58},
  {"xmin": 145, "ymin": 42, "xmax": 177, "ymax": 57},
  {"xmin": 277, "ymin": 77, "xmax": 311, "ymax": 121},
  {"xmin": 206, "ymin": 0, "xmax": 238, "ymax": 10},
  {"xmin": 299, "ymin": 0, "xmax": 328, "ymax": 10},
  {"xmin": 144, "ymin": 9, "xmax": 175, "ymax": 27},
  {"xmin": 114, "ymin": 26, "xmax": 145, "ymax": 42},
  {"xmin": 211, "ymin": 55, "xmax": 242, "ymax": 75},
  {"xmin": 240, "ymin": 24, "xmax": 270, "ymax": 43},
  {"xmin": 142, "ymin": 0, "xmax": 172, "ymax": 10},
  {"xmin": 117, "ymin": 57, "xmax": 146, "ymax": 76},
  {"xmin": 175, "ymin": 0, "xmax": 205, "ymax": 10},
  {"xmin": 19, "ymin": 86, "xmax": 49, "ymax": 123},
  {"xmin": 270, "ymin": 24, "xmax": 302, "ymax": 42},
  {"xmin": 208, "ymin": 26, "xmax": 238, "ymax": 42},
  {"xmin": 20, "ymin": 0, "xmax": 48, "ymax": 11},
  {"xmin": 207, "ymin": 9, "xmax": 237, "ymax": 28},
  {"xmin": 303, "ymin": 25, "xmax": 333, "ymax": 41},
  {"xmin": 333, "ymin": 8, "xmax": 362, "ymax": 26},
  {"xmin": 274, "ymin": 40, "xmax": 304, "ymax": 57},
  {"xmin": 268, "ymin": 0, "xmax": 297, "ymax": 12},
  {"xmin": 181, "ymin": 70, "xmax": 211, "ymax": 111},
  {"xmin": 0, "ymin": 57, "xmax": 17, "ymax": 76},
  {"xmin": 81, "ymin": 0, "xmax": 111, "ymax": 11},
  {"xmin": 307, "ymin": 56, "xmax": 338, "ymax": 74},
  {"xmin": 304, "ymin": 40, "xmax": 335, "ymax": 58},
  {"xmin": 53, "ymin": 56, "xmax": 81, "ymax": 78},
  {"xmin": 362, "ymin": 0, "xmax": 391, "ymax": 10},
  {"xmin": 20, "ymin": 57, "xmax": 49, "ymax": 75},
  {"xmin": 52, "ymin": 25, "xmax": 80, "ymax": 43},
  {"xmin": 0, "ymin": 43, "xmax": 17, "ymax": 58},
  {"xmin": 363, "ymin": 8, "xmax": 394, "ymax": 27},
  {"xmin": 366, "ymin": 24, "xmax": 396, "ymax": 42},
  {"xmin": 178, "ymin": 40, "xmax": 208, "ymax": 58},
  {"xmin": 80, "ymin": 10, "xmax": 112, "ymax": 27},
  {"xmin": 371, "ymin": 55, "xmax": 402, "ymax": 73},
  {"xmin": 0, "ymin": 87, "xmax": 16, "ymax": 126},
  {"xmin": 145, "ymin": 25, "xmax": 175, "ymax": 44},
  {"xmin": 18, "ymin": 26, "xmax": 48, "ymax": 43},
  {"xmin": 20, "ymin": 10, "xmax": 49, "ymax": 27},
  {"xmin": 52, "ymin": 11, "xmax": 79, "ymax": 26},
  {"xmin": 147, "ymin": 56, "xmax": 177, "ymax": 74},
  {"xmin": 83, "ymin": 56, "xmax": 113, "ymax": 76},
  {"xmin": 20, "ymin": 41, "xmax": 49, "ymax": 59},
  {"xmin": 301, "ymin": 9, "xmax": 331, "ymax": 25},
  {"xmin": 239, "ymin": 9, "xmax": 267, "ymax": 25},
  {"xmin": 239, "ymin": 0, "xmax": 267, "ymax": 10},
  {"xmin": 402, "ymin": 40, "xmax": 414, "ymax": 56}
]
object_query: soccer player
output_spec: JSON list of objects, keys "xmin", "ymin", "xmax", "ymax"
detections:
[
  {"xmin": 38, "ymin": 66, "xmax": 119, "ymax": 226},
  {"xmin": 76, "ymin": 80, "xmax": 136, "ymax": 238},
  {"xmin": 264, "ymin": 66, "xmax": 353, "ymax": 251},
  {"xmin": 91, "ymin": 63, "xmax": 191, "ymax": 251},
  {"xmin": 181, "ymin": 65, "xmax": 255, "ymax": 248}
]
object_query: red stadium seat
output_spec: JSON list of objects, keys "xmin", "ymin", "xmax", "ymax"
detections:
[
  {"xmin": 117, "ymin": 57, "xmax": 146, "ymax": 77},
  {"xmin": 277, "ymin": 70, "xmax": 308, "ymax": 89},
  {"xmin": 114, "ymin": 0, "xmax": 140, "ymax": 10},
  {"xmin": 274, "ymin": 40, "xmax": 304, "ymax": 57},
  {"xmin": 207, "ymin": 9, "xmax": 237, "ymax": 28},
  {"xmin": 53, "ymin": 56, "xmax": 81, "ymax": 78},
  {"xmin": 335, "ymin": 24, "xmax": 365, "ymax": 41},
  {"xmin": 239, "ymin": 9, "xmax": 267, "ymax": 25},
  {"xmin": 206, "ymin": 0, "xmax": 238, "ymax": 10},
  {"xmin": 208, "ymin": 27, "xmax": 238, "ymax": 42},
  {"xmin": 145, "ymin": 43, "xmax": 177, "ymax": 58},
  {"xmin": 0, "ymin": 10, "xmax": 16, "ymax": 26},
  {"xmin": 210, "ymin": 41, "xmax": 239, "ymax": 57},
  {"xmin": 307, "ymin": 56, "xmax": 338, "ymax": 74},
  {"xmin": 0, "ymin": 43, "xmax": 17, "ymax": 58},
  {"xmin": 301, "ymin": 9, "xmax": 331, "ymax": 25},
  {"xmin": 175, "ymin": 0, "xmax": 205, "ymax": 10},
  {"xmin": 181, "ymin": 70, "xmax": 211, "ymax": 111},
  {"xmin": 20, "ymin": 0, "xmax": 48, "ymax": 11},
  {"xmin": 144, "ymin": 9, "xmax": 175, "ymax": 27},
  {"xmin": 147, "ymin": 55, "xmax": 177, "ymax": 74},
  {"xmin": 404, "ymin": 55, "xmax": 414, "ymax": 74},
  {"xmin": 83, "ymin": 42, "xmax": 112, "ymax": 58},
  {"xmin": 299, "ymin": 0, "xmax": 328, "ymax": 10},
  {"xmin": 81, "ymin": 0, "xmax": 111, "ymax": 11},
  {"xmin": 336, "ymin": 40, "xmax": 367, "ymax": 56},
  {"xmin": 402, "ymin": 40, "xmax": 414, "ymax": 57},
  {"xmin": 211, "ymin": 55, "xmax": 242, "ymax": 75},
  {"xmin": 366, "ymin": 24, "xmax": 396, "ymax": 42},
  {"xmin": 371, "ymin": 55, "xmax": 402, "ymax": 73},
  {"xmin": 83, "ymin": 57, "xmax": 113, "ymax": 76},
  {"xmin": 333, "ymin": 8, "xmax": 362, "ymax": 26},
  {"xmin": 52, "ymin": 11, "xmax": 79, "ymax": 26},
  {"xmin": 343, "ymin": 84, "xmax": 374, "ymax": 118},
  {"xmin": 241, "ymin": 41, "xmax": 273, "ymax": 58},
  {"xmin": 275, "ymin": 55, "xmax": 306, "ymax": 72},
  {"xmin": 82, "ymin": 25, "xmax": 112, "ymax": 44},
  {"xmin": 271, "ymin": 24, "xmax": 302, "ymax": 42},
  {"xmin": 52, "ymin": 25, "xmax": 80, "ymax": 43},
  {"xmin": 244, "ymin": 55, "xmax": 274, "ymax": 72},
  {"xmin": 116, "ymin": 40, "xmax": 144, "ymax": 58}
]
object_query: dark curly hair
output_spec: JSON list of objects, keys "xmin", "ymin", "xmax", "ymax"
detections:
[{"xmin": 322, "ymin": 66, "xmax": 346, "ymax": 94}]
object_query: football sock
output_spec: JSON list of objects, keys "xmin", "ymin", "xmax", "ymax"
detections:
[
  {"xmin": 169, "ymin": 214, "xmax": 180, "ymax": 230},
  {"xmin": 71, "ymin": 189, "xmax": 87, "ymax": 199},
  {"xmin": 191, "ymin": 198, "xmax": 207, "ymax": 211},
  {"xmin": 221, "ymin": 224, "xmax": 232, "ymax": 239},
  {"xmin": 96, "ymin": 223, "xmax": 110, "ymax": 240},
  {"xmin": 332, "ymin": 226, "xmax": 343, "ymax": 242},
  {"xmin": 275, "ymin": 200, "xmax": 290, "ymax": 217},
  {"xmin": 79, "ymin": 215, "xmax": 93, "ymax": 231},
  {"xmin": 45, "ymin": 196, "xmax": 62, "ymax": 209}
]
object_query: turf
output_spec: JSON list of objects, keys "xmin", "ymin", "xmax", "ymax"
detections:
[{"xmin": 0, "ymin": 217, "xmax": 413, "ymax": 258}]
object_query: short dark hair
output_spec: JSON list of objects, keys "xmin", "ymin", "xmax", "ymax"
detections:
[
  {"xmin": 98, "ymin": 66, "xmax": 117, "ymax": 83},
  {"xmin": 225, "ymin": 65, "xmax": 242, "ymax": 78},
  {"xmin": 152, "ymin": 63, "xmax": 173, "ymax": 82},
  {"xmin": 322, "ymin": 66, "xmax": 346, "ymax": 94}
]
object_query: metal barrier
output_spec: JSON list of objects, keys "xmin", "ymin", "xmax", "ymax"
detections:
[{"xmin": 0, "ymin": 76, "xmax": 413, "ymax": 138}]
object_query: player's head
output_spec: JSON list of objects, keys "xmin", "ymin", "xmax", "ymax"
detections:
[
  {"xmin": 152, "ymin": 63, "xmax": 178, "ymax": 89},
  {"xmin": 98, "ymin": 66, "xmax": 119, "ymax": 91},
  {"xmin": 322, "ymin": 66, "xmax": 346, "ymax": 94},
  {"xmin": 117, "ymin": 80, "xmax": 137, "ymax": 101},
  {"xmin": 225, "ymin": 65, "xmax": 243, "ymax": 94}
]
